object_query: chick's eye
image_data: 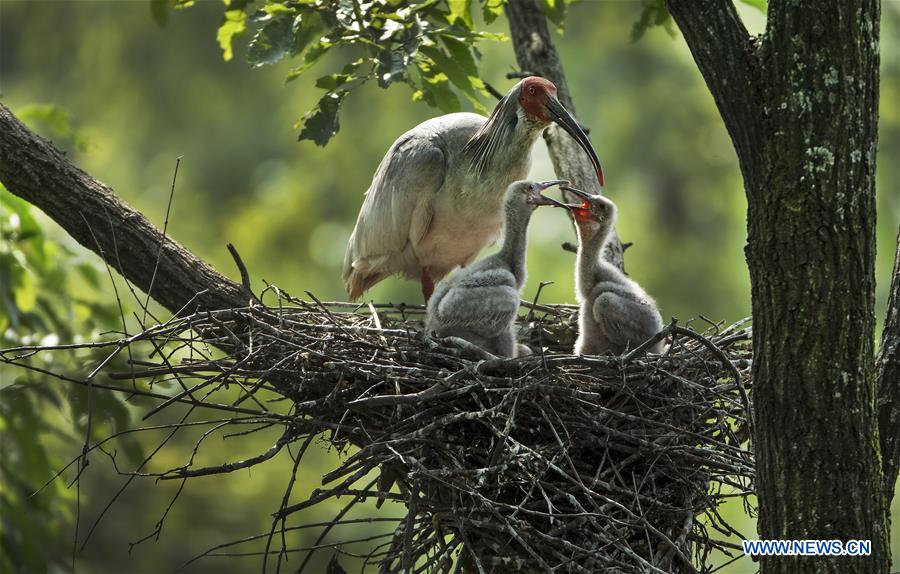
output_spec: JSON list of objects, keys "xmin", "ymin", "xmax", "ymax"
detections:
[{"xmin": 528, "ymin": 87, "xmax": 536, "ymax": 95}]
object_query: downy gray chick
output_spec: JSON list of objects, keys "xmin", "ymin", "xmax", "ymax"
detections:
[
  {"xmin": 425, "ymin": 180, "xmax": 568, "ymax": 357},
  {"xmin": 564, "ymin": 186, "xmax": 664, "ymax": 355}
]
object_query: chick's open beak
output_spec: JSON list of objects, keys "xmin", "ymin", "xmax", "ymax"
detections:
[
  {"xmin": 528, "ymin": 179, "xmax": 570, "ymax": 207},
  {"xmin": 560, "ymin": 185, "xmax": 593, "ymax": 202},
  {"xmin": 545, "ymin": 97, "xmax": 605, "ymax": 187}
]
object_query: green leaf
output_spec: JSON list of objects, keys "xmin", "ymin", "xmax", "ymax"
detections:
[
  {"xmin": 375, "ymin": 51, "xmax": 401, "ymax": 88},
  {"xmin": 419, "ymin": 45, "xmax": 485, "ymax": 113},
  {"xmin": 284, "ymin": 13, "xmax": 327, "ymax": 83},
  {"xmin": 247, "ymin": 15, "xmax": 293, "ymax": 67},
  {"xmin": 413, "ymin": 67, "xmax": 461, "ymax": 114},
  {"xmin": 217, "ymin": 8, "xmax": 248, "ymax": 62},
  {"xmin": 631, "ymin": 0, "xmax": 674, "ymax": 41},
  {"xmin": 539, "ymin": 0, "xmax": 568, "ymax": 30},
  {"xmin": 297, "ymin": 89, "xmax": 348, "ymax": 146},
  {"xmin": 18, "ymin": 104, "xmax": 91, "ymax": 151},
  {"xmin": 315, "ymin": 59, "xmax": 363, "ymax": 90},
  {"xmin": 447, "ymin": 0, "xmax": 473, "ymax": 29},
  {"xmin": 738, "ymin": 0, "xmax": 768, "ymax": 13},
  {"xmin": 440, "ymin": 36, "xmax": 477, "ymax": 77},
  {"xmin": 149, "ymin": 0, "xmax": 194, "ymax": 27},
  {"xmin": 1, "ymin": 186, "xmax": 42, "ymax": 238},
  {"xmin": 481, "ymin": 0, "xmax": 505, "ymax": 25},
  {"xmin": 419, "ymin": 45, "xmax": 473, "ymax": 96},
  {"xmin": 290, "ymin": 11, "xmax": 323, "ymax": 56},
  {"xmin": 263, "ymin": 3, "xmax": 297, "ymax": 16}
]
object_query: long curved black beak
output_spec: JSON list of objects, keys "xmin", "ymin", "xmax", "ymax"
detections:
[{"xmin": 545, "ymin": 97, "xmax": 605, "ymax": 187}]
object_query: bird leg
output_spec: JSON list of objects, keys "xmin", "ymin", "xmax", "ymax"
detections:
[{"xmin": 421, "ymin": 272, "xmax": 435, "ymax": 303}]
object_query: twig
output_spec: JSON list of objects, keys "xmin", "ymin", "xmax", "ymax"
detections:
[
  {"xmin": 143, "ymin": 155, "xmax": 182, "ymax": 323},
  {"xmin": 227, "ymin": 242, "xmax": 261, "ymax": 304}
]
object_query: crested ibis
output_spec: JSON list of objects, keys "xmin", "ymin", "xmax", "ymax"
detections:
[
  {"xmin": 342, "ymin": 77, "xmax": 604, "ymax": 301},
  {"xmin": 425, "ymin": 180, "xmax": 569, "ymax": 357},
  {"xmin": 563, "ymin": 186, "xmax": 663, "ymax": 355}
]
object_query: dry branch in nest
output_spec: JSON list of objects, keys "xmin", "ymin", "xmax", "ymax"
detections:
[{"xmin": 1, "ymin": 292, "xmax": 754, "ymax": 574}]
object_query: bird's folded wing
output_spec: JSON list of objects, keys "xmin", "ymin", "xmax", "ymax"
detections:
[
  {"xmin": 435, "ymin": 273, "xmax": 520, "ymax": 337},
  {"xmin": 591, "ymin": 291, "xmax": 659, "ymax": 345},
  {"xmin": 343, "ymin": 134, "xmax": 446, "ymax": 278}
]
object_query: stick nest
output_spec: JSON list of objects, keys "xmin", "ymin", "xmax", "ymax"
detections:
[{"xmin": 4, "ymin": 294, "xmax": 755, "ymax": 574}]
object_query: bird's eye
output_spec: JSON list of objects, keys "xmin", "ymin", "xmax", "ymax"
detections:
[{"xmin": 528, "ymin": 87, "xmax": 536, "ymax": 95}]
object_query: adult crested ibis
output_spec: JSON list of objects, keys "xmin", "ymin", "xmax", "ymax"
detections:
[
  {"xmin": 425, "ymin": 180, "xmax": 569, "ymax": 357},
  {"xmin": 563, "ymin": 186, "xmax": 663, "ymax": 356},
  {"xmin": 342, "ymin": 77, "xmax": 604, "ymax": 301}
]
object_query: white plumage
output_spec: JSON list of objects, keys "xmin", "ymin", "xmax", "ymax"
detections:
[{"xmin": 343, "ymin": 77, "xmax": 604, "ymax": 301}]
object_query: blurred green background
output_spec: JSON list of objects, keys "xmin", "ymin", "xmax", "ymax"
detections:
[{"xmin": 0, "ymin": 1, "xmax": 898, "ymax": 572}]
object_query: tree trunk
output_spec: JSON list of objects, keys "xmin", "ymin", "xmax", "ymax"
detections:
[
  {"xmin": 879, "ymin": 229, "xmax": 900, "ymax": 498},
  {"xmin": 668, "ymin": 1, "xmax": 890, "ymax": 573}
]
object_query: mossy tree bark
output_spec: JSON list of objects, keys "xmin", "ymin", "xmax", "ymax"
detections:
[{"xmin": 668, "ymin": 1, "xmax": 891, "ymax": 573}]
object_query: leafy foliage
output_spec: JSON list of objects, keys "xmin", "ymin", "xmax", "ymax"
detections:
[{"xmin": 199, "ymin": 0, "xmax": 517, "ymax": 146}]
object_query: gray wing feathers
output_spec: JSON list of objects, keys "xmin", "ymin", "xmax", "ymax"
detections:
[
  {"xmin": 590, "ymin": 282, "xmax": 663, "ymax": 351},
  {"xmin": 343, "ymin": 134, "xmax": 446, "ymax": 296},
  {"xmin": 429, "ymin": 269, "xmax": 519, "ymax": 337}
]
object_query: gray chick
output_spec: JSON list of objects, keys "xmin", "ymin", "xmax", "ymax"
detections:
[
  {"xmin": 563, "ymin": 186, "xmax": 664, "ymax": 356},
  {"xmin": 425, "ymin": 180, "xmax": 568, "ymax": 357}
]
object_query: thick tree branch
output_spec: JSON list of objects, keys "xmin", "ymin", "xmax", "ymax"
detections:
[
  {"xmin": 0, "ymin": 103, "xmax": 250, "ymax": 316},
  {"xmin": 879, "ymin": 228, "xmax": 900, "ymax": 497},
  {"xmin": 504, "ymin": 0, "xmax": 625, "ymax": 271},
  {"xmin": 666, "ymin": 0, "xmax": 766, "ymax": 188}
]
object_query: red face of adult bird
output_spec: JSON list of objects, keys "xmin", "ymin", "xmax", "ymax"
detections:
[
  {"xmin": 343, "ymin": 77, "xmax": 605, "ymax": 304},
  {"xmin": 466, "ymin": 77, "xmax": 605, "ymax": 188},
  {"xmin": 517, "ymin": 78, "xmax": 605, "ymax": 187}
]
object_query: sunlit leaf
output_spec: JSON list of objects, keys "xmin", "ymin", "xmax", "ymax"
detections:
[
  {"xmin": 419, "ymin": 46, "xmax": 474, "ymax": 96},
  {"xmin": 447, "ymin": 0, "xmax": 473, "ymax": 29},
  {"xmin": 217, "ymin": 8, "xmax": 248, "ymax": 61},
  {"xmin": 247, "ymin": 14, "xmax": 293, "ymax": 67},
  {"xmin": 481, "ymin": 0, "xmax": 505, "ymax": 25},
  {"xmin": 263, "ymin": 3, "xmax": 296, "ymax": 16},
  {"xmin": 539, "ymin": 0, "xmax": 568, "ymax": 30}
]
